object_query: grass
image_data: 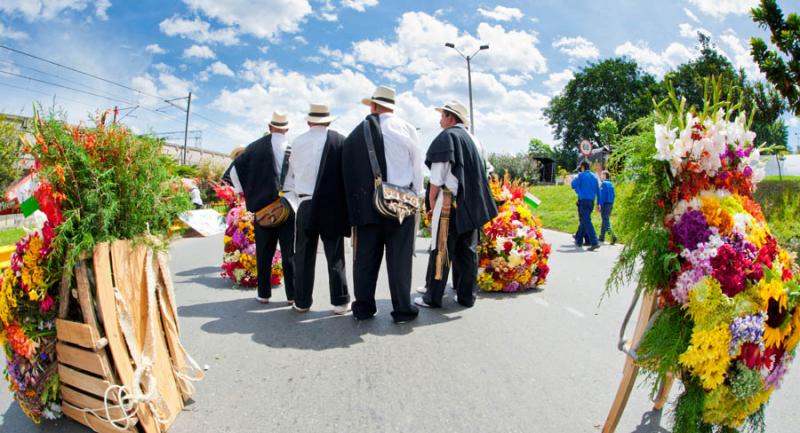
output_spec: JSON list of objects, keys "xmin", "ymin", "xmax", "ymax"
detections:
[
  {"xmin": 528, "ymin": 184, "xmax": 629, "ymax": 241},
  {"xmin": 0, "ymin": 228, "xmax": 24, "ymax": 246}
]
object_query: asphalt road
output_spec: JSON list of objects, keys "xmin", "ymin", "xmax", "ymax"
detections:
[{"xmin": 1, "ymin": 230, "xmax": 798, "ymax": 432}]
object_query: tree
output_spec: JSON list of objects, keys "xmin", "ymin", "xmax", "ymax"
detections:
[
  {"xmin": 597, "ymin": 117, "xmax": 619, "ymax": 149},
  {"xmin": 488, "ymin": 153, "xmax": 539, "ymax": 182},
  {"xmin": 751, "ymin": 0, "xmax": 800, "ymax": 115},
  {"xmin": 0, "ymin": 116, "xmax": 22, "ymax": 191},
  {"xmin": 742, "ymin": 81, "xmax": 788, "ymax": 148},
  {"xmin": 527, "ymin": 138, "xmax": 552, "ymax": 158},
  {"xmin": 544, "ymin": 58, "xmax": 660, "ymax": 153}
]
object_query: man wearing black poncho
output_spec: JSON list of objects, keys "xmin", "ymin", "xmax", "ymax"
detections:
[
  {"xmin": 230, "ymin": 112, "xmax": 295, "ymax": 305},
  {"xmin": 342, "ymin": 85, "xmax": 423, "ymax": 323},
  {"xmin": 414, "ymin": 101, "xmax": 497, "ymax": 309}
]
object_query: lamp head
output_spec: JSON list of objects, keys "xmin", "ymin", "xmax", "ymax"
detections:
[
  {"xmin": 479, "ymin": 45, "xmax": 489, "ymax": 50},
  {"xmin": 445, "ymin": 42, "xmax": 455, "ymax": 48}
]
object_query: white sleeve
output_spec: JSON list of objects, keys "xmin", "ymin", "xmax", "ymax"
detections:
[
  {"xmin": 230, "ymin": 166, "xmax": 243, "ymax": 194},
  {"xmin": 409, "ymin": 126, "xmax": 424, "ymax": 194},
  {"xmin": 429, "ymin": 162, "xmax": 451, "ymax": 187},
  {"xmin": 283, "ymin": 155, "xmax": 295, "ymax": 193}
]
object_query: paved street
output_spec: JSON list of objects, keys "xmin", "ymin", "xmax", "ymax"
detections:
[{"xmin": 2, "ymin": 230, "xmax": 798, "ymax": 432}]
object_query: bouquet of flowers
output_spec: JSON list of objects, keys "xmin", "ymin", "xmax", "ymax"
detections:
[
  {"xmin": 609, "ymin": 80, "xmax": 800, "ymax": 432},
  {"xmin": 419, "ymin": 209, "xmax": 432, "ymax": 238},
  {"xmin": 478, "ymin": 175, "xmax": 550, "ymax": 292}
]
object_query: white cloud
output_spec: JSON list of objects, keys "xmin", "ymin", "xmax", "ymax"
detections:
[
  {"xmin": 552, "ymin": 36, "xmax": 599, "ymax": 60},
  {"xmin": 477, "ymin": 6, "xmax": 524, "ymax": 21},
  {"xmin": 499, "ymin": 73, "xmax": 531, "ymax": 87},
  {"xmin": 352, "ymin": 39, "xmax": 406, "ymax": 68},
  {"xmin": 180, "ymin": 0, "xmax": 311, "ymax": 40},
  {"xmin": 382, "ymin": 69, "xmax": 407, "ymax": 84},
  {"xmin": 0, "ymin": 22, "xmax": 28, "ymax": 40},
  {"xmin": 145, "ymin": 43, "xmax": 167, "ymax": 54},
  {"xmin": 342, "ymin": 0, "xmax": 378, "ymax": 12},
  {"xmin": 159, "ymin": 16, "xmax": 240, "ymax": 45},
  {"xmin": 319, "ymin": 45, "xmax": 359, "ymax": 70},
  {"xmin": 476, "ymin": 23, "xmax": 547, "ymax": 74},
  {"xmin": 544, "ymin": 69, "xmax": 574, "ymax": 95},
  {"xmin": 183, "ymin": 44, "xmax": 216, "ymax": 59},
  {"xmin": 208, "ymin": 61, "xmax": 235, "ymax": 77},
  {"xmin": 131, "ymin": 72, "xmax": 193, "ymax": 108},
  {"xmin": 687, "ymin": 0, "xmax": 758, "ymax": 18},
  {"xmin": 719, "ymin": 30, "xmax": 761, "ymax": 78},
  {"xmin": 615, "ymin": 40, "xmax": 694, "ymax": 76},
  {"xmin": 679, "ymin": 23, "xmax": 711, "ymax": 39},
  {"xmin": 683, "ymin": 7, "xmax": 700, "ymax": 23},
  {"xmin": 293, "ymin": 35, "xmax": 308, "ymax": 45},
  {"xmin": 0, "ymin": 0, "xmax": 111, "ymax": 21},
  {"xmin": 320, "ymin": 13, "xmax": 338, "ymax": 21}
]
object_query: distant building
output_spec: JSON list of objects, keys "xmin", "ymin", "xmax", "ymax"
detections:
[{"xmin": 761, "ymin": 154, "xmax": 800, "ymax": 177}]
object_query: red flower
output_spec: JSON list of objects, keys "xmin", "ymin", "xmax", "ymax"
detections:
[{"xmin": 503, "ymin": 241, "xmax": 513, "ymax": 254}]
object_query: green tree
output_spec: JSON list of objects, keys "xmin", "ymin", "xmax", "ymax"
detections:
[
  {"xmin": 488, "ymin": 153, "xmax": 539, "ymax": 182},
  {"xmin": 544, "ymin": 57, "xmax": 659, "ymax": 153},
  {"xmin": 0, "ymin": 116, "xmax": 22, "ymax": 190},
  {"xmin": 742, "ymin": 81, "xmax": 789, "ymax": 148},
  {"xmin": 527, "ymin": 137, "xmax": 552, "ymax": 158},
  {"xmin": 750, "ymin": 0, "xmax": 800, "ymax": 115},
  {"xmin": 597, "ymin": 117, "xmax": 620, "ymax": 149}
]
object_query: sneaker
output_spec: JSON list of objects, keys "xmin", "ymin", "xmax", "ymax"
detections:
[
  {"xmin": 453, "ymin": 295, "xmax": 458, "ymax": 304},
  {"xmin": 588, "ymin": 244, "xmax": 601, "ymax": 251},
  {"xmin": 416, "ymin": 286, "xmax": 427, "ymax": 294},
  {"xmin": 292, "ymin": 304, "xmax": 310, "ymax": 313},
  {"xmin": 611, "ymin": 236, "xmax": 617, "ymax": 245},
  {"xmin": 333, "ymin": 303, "xmax": 351, "ymax": 315},
  {"xmin": 413, "ymin": 297, "xmax": 433, "ymax": 308},
  {"xmin": 287, "ymin": 299, "xmax": 294, "ymax": 306},
  {"xmin": 255, "ymin": 296, "xmax": 270, "ymax": 304}
]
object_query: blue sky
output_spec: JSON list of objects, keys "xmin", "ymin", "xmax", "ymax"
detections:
[{"xmin": 0, "ymin": 0, "xmax": 797, "ymax": 155}]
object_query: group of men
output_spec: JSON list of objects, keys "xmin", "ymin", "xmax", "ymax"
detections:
[
  {"xmin": 571, "ymin": 161, "xmax": 616, "ymax": 250},
  {"xmin": 227, "ymin": 85, "xmax": 497, "ymax": 323}
]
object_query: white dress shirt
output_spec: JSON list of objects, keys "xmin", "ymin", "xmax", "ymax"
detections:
[
  {"xmin": 284, "ymin": 126, "xmax": 328, "ymax": 198},
  {"xmin": 230, "ymin": 133, "xmax": 287, "ymax": 194},
  {"xmin": 379, "ymin": 113, "xmax": 424, "ymax": 194}
]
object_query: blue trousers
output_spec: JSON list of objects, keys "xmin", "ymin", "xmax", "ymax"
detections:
[
  {"xmin": 576, "ymin": 199, "xmax": 598, "ymax": 247},
  {"xmin": 600, "ymin": 203, "xmax": 614, "ymax": 241}
]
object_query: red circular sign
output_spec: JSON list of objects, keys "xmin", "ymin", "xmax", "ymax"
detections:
[{"xmin": 579, "ymin": 139, "xmax": 593, "ymax": 156}]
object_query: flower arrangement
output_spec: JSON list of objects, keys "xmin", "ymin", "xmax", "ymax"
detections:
[
  {"xmin": 608, "ymin": 79, "xmax": 800, "ymax": 432},
  {"xmin": 216, "ymin": 185, "xmax": 283, "ymax": 288},
  {"xmin": 478, "ymin": 175, "xmax": 550, "ymax": 292},
  {"xmin": 419, "ymin": 209, "xmax": 432, "ymax": 238}
]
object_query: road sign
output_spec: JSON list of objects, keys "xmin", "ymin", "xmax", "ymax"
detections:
[{"xmin": 580, "ymin": 139, "xmax": 593, "ymax": 156}]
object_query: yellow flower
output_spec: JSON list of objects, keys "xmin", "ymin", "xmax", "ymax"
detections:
[
  {"xmin": 759, "ymin": 278, "xmax": 791, "ymax": 348},
  {"xmin": 703, "ymin": 385, "xmax": 773, "ymax": 428},
  {"xmin": 700, "ymin": 196, "xmax": 733, "ymax": 234},
  {"xmin": 746, "ymin": 225, "xmax": 768, "ymax": 249},
  {"xmin": 28, "ymin": 289, "xmax": 39, "ymax": 302},
  {"xmin": 679, "ymin": 324, "xmax": 732, "ymax": 390},
  {"xmin": 685, "ymin": 277, "xmax": 734, "ymax": 330},
  {"xmin": 785, "ymin": 308, "xmax": 800, "ymax": 353},
  {"xmin": 223, "ymin": 235, "xmax": 232, "ymax": 245}
]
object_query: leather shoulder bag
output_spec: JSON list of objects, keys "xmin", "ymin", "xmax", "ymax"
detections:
[
  {"xmin": 255, "ymin": 146, "xmax": 292, "ymax": 228},
  {"xmin": 363, "ymin": 120, "xmax": 420, "ymax": 223}
]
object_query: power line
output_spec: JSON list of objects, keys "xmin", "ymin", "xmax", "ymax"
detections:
[{"xmin": 0, "ymin": 70, "xmax": 137, "ymax": 105}]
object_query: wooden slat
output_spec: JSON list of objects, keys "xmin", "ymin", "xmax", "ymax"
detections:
[
  {"xmin": 96, "ymin": 241, "xmax": 158, "ymax": 433},
  {"xmin": 75, "ymin": 260, "xmax": 100, "ymax": 334},
  {"xmin": 602, "ymin": 292, "xmax": 658, "ymax": 433},
  {"xmin": 56, "ymin": 319, "xmax": 106, "ymax": 350},
  {"xmin": 653, "ymin": 373, "xmax": 676, "ymax": 411},
  {"xmin": 57, "ymin": 270, "xmax": 72, "ymax": 319},
  {"xmin": 62, "ymin": 385, "xmax": 126, "ymax": 420},
  {"xmin": 157, "ymin": 251, "xmax": 193, "ymax": 401},
  {"xmin": 56, "ymin": 343, "xmax": 113, "ymax": 378},
  {"xmin": 62, "ymin": 402, "xmax": 137, "ymax": 433},
  {"xmin": 58, "ymin": 364, "xmax": 118, "ymax": 402}
]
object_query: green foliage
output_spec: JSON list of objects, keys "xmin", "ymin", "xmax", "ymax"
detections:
[
  {"xmin": 597, "ymin": 117, "xmax": 619, "ymax": 149},
  {"xmin": 729, "ymin": 362, "xmax": 762, "ymax": 400},
  {"xmin": 551, "ymin": 144, "xmax": 579, "ymax": 172},
  {"xmin": 488, "ymin": 152, "xmax": 539, "ymax": 183},
  {"xmin": 544, "ymin": 57, "xmax": 660, "ymax": 152},
  {"xmin": 0, "ymin": 228, "xmax": 24, "ymax": 246},
  {"xmin": 636, "ymin": 306, "xmax": 693, "ymax": 386},
  {"xmin": 527, "ymin": 137, "xmax": 552, "ymax": 158},
  {"xmin": 0, "ymin": 116, "xmax": 22, "ymax": 190},
  {"xmin": 753, "ymin": 178, "xmax": 800, "ymax": 264},
  {"xmin": 741, "ymin": 81, "xmax": 788, "ymax": 149},
  {"xmin": 750, "ymin": 0, "xmax": 800, "ymax": 115},
  {"xmin": 673, "ymin": 379, "xmax": 712, "ymax": 433}
]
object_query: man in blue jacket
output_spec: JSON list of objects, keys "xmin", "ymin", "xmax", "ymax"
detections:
[
  {"xmin": 598, "ymin": 170, "xmax": 617, "ymax": 244},
  {"xmin": 571, "ymin": 161, "xmax": 600, "ymax": 251}
]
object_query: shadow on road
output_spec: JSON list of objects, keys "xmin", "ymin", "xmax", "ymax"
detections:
[
  {"xmin": 178, "ymin": 298, "xmax": 461, "ymax": 351},
  {"xmin": 629, "ymin": 410, "xmax": 670, "ymax": 433},
  {"xmin": 174, "ymin": 266, "xmax": 249, "ymax": 291},
  {"xmin": 1, "ymin": 402, "xmax": 85, "ymax": 433}
]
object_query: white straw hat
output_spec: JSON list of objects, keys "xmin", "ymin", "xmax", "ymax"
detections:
[
  {"xmin": 435, "ymin": 100, "xmax": 470, "ymax": 126},
  {"xmin": 305, "ymin": 102, "xmax": 337, "ymax": 124},
  {"xmin": 361, "ymin": 85, "xmax": 397, "ymax": 110},
  {"xmin": 268, "ymin": 111, "xmax": 289, "ymax": 130}
]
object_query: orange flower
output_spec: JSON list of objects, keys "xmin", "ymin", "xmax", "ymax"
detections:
[{"xmin": 5, "ymin": 323, "xmax": 38, "ymax": 359}]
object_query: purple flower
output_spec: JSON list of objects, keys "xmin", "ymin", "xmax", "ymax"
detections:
[
  {"xmin": 504, "ymin": 281, "xmax": 521, "ymax": 292},
  {"xmin": 764, "ymin": 353, "xmax": 791, "ymax": 389},
  {"xmin": 729, "ymin": 313, "xmax": 765, "ymax": 356},
  {"xmin": 673, "ymin": 210, "xmax": 712, "ymax": 250},
  {"xmin": 743, "ymin": 165, "xmax": 753, "ymax": 178}
]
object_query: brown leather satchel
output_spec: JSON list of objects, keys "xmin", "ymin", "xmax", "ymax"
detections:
[{"xmin": 254, "ymin": 147, "xmax": 293, "ymax": 228}]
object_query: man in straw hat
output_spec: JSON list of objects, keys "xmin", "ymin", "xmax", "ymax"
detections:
[
  {"xmin": 342, "ymin": 85, "xmax": 423, "ymax": 323},
  {"xmin": 230, "ymin": 112, "xmax": 296, "ymax": 305},
  {"xmin": 222, "ymin": 145, "xmax": 245, "ymax": 186},
  {"xmin": 283, "ymin": 103, "xmax": 350, "ymax": 314},
  {"xmin": 414, "ymin": 101, "xmax": 497, "ymax": 309}
]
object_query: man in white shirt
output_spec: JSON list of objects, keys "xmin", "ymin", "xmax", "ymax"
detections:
[
  {"xmin": 342, "ymin": 85, "xmax": 423, "ymax": 323},
  {"xmin": 415, "ymin": 101, "xmax": 497, "ymax": 309},
  {"xmin": 230, "ymin": 112, "xmax": 296, "ymax": 305},
  {"xmin": 283, "ymin": 103, "xmax": 350, "ymax": 314}
]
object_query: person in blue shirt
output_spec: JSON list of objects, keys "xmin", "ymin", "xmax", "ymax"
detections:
[
  {"xmin": 598, "ymin": 170, "xmax": 617, "ymax": 244},
  {"xmin": 571, "ymin": 161, "xmax": 600, "ymax": 250}
]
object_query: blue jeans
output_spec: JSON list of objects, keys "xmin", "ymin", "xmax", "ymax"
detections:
[
  {"xmin": 576, "ymin": 199, "xmax": 598, "ymax": 247},
  {"xmin": 600, "ymin": 203, "xmax": 614, "ymax": 241}
]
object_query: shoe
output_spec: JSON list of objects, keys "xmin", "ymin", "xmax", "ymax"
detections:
[
  {"xmin": 611, "ymin": 236, "xmax": 617, "ymax": 245},
  {"xmin": 353, "ymin": 309, "xmax": 378, "ymax": 321},
  {"xmin": 287, "ymin": 299, "xmax": 294, "ymax": 306},
  {"xmin": 292, "ymin": 304, "xmax": 310, "ymax": 313},
  {"xmin": 453, "ymin": 295, "xmax": 458, "ymax": 304},
  {"xmin": 413, "ymin": 297, "xmax": 433, "ymax": 308},
  {"xmin": 599, "ymin": 237, "xmax": 605, "ymax": 243},
  {"xmin": 255, "ymin": 296, "xmax": 270, "ymax": 304},
  {"xmin": 588, "ymin": 244, "xmax": 600, "ymax": 251},
  {"xmin": 333, "ymin": 303, "xmax": 351, "ymax": 315},
  {"xmin": 416, "ymin": 286, "xmax": 427, "ymax": 294}
]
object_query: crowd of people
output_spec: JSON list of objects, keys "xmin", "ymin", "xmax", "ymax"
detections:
[
  {"xmin": 571, "ymin": 161, "xmax": 616, "ymax": 250},
  {"xmin": 223, "ymin": 85, "xmax": 497, "ymax": 323}
]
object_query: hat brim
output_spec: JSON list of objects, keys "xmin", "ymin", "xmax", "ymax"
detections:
[
  {"xmin": 269, "ymin": 122, "xmax": 289, "ymax": 130},
  {"xmin": 435, "ymin": 106, "xmax": 469, "ymax": 126},
  {"xmin": 361, "ymin": 97, "xmax": 395, "ymax": 110},
  {"xmin": 305, "ymin": 115, "xmax": 337, "ymax": 124}
]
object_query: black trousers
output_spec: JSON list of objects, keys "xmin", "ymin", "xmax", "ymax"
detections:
[
  {"xmin": 352, "ymin": 218, "xmax": 419, "ymax": 322},
  {"xmin": 293, "ymin": 201, "xmax": 349, "ymax": 309},
  {"xmin": 424, "ymin": 208, "xmax": 479, "ymax": 308},
  {"xmin": 253, "ymin": 213, "xmax": 295, "ymax": 301}
]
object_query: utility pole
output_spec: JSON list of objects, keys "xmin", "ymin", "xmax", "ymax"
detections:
[
  {"xmin": 113, "ymin": 105, "xmax": 118, "ymax": 124},
  {"xmin": 183, "ymin": 92, "xmax": 192, "ymax": 165},
  {"xmin": 445, "ymin": 42, "xmax": 489, "ymax": 135}
]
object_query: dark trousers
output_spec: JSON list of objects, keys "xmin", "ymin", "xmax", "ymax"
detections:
[
  {"xmin": 424, "ymin": 211, "xmax": 479, "ymax": 307},
  {"xmin": 254, "ymin": 214, "xmax": 295, "ymax": 301},
  {"xmin": 575, "ymin": 199, "xmax": 599, "ymax": 247},
  {"xmin": 293, "ymin": 201, "xmax": 349, "ymax": 309},
  {"xmin": 352, "ymin": 218, "xmax": 419, "ymax": 322},
  {"xmin": 599, "ymin": 203, "xmax": 614, "ymax": 241}
]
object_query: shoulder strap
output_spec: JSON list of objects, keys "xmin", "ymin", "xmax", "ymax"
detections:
[
  {"xmin": 279, "ymin": 145, "xmax": 291, "ymax": 189},
  {"xmin": 362, "ymin": 117, "xmax": 383, "ymax": 182}
]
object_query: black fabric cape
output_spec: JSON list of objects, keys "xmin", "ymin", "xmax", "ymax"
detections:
[
  {"xmin": 425, "ymin": 126, "xmax": 498, "ymax": 234},
  {"xmin": 232, "ymin": 134, "xmax": 279, "ymax": 213},
  {"xmin": 307, "ymin": 130, "xmax": 350, "ymax": 238},
  {"xmin": 221, "ymin": 162, "xmax": 234, "ymax": 186},
  {"xmin": 342, "ymin": 114, "xmax": 393, "ymax": 227}
]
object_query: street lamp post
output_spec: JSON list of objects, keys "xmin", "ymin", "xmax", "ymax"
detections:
[{"xmin": 445, "ymin": 42, "xmax": 489, "ymax": 134}]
